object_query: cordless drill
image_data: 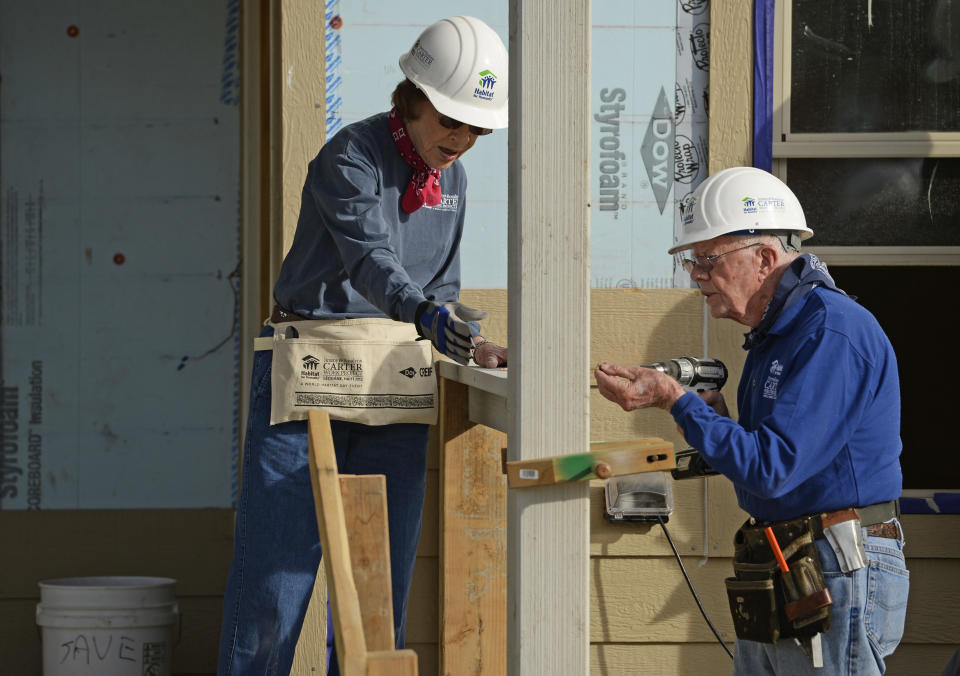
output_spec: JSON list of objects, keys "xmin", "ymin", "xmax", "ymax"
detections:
[{"xmin": 641, "ymin": 357, "xmax": 724, "ymax": 480}]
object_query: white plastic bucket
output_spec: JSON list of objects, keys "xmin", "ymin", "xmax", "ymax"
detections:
[{"xmin": 35, "ymin": 576, "xmax": 179, "ymax": 676}]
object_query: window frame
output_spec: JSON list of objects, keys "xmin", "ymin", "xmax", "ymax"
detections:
[{"xmin": 771, "ymin": 0, "xmax": 960, "ymax": 266}]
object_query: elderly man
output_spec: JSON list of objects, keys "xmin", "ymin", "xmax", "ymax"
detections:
[{"xmin": 595, "ymin": 167, "xmax": 908, "ymax": 675}]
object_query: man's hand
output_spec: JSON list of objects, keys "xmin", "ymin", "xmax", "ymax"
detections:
[
  {"xmin": 472, "ymin": 338, "xmax": 508, "ymax": 368},
  {"xmin": 699, "ymin": 389, "xmax": 730, "ymax": 417},
  {"xmin": 415, "ymin": 300, "xmax": 487, "ymax": 365},
  {"xmin": 594, "ymin": 361, "xmax": 686, "ymax": 411}
]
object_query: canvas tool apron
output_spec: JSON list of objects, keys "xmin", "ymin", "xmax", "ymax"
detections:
[{"xmin": 255, "ymin": 310, "xmax": 438, "ymax": 426}]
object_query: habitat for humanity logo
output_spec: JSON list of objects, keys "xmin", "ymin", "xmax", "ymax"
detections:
[
  {"xmin": 301, "ymin": 355, "xmax": 321, "ymax": 379},
  {"xmin": 742, "ymin": 196, "xmax": 786, "ymax": 214},
  {"xmin": 474, "ymin": 70, "xmax": 497, "ymax": 101}
]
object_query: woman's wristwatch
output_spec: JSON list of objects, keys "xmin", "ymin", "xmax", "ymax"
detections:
[{"xmin": 470, "ymin": 336, "xmax": 488, "ymax": 361}]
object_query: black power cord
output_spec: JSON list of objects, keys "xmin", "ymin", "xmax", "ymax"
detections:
[{"xmin": 657, "ymin": 514, "xmax": 735, "ymax": 660}]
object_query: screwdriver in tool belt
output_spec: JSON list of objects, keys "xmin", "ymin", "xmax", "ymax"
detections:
[{"xmin": 764, "ymin": 526, "xmax": 799, "ymax": 600}]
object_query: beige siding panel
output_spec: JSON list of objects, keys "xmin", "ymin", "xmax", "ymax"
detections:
[
  {"xmin": 708, "ymin": 1, "xmax": 753, "ymax": 173},
  {"xmin": 408, "ymin": 643, "xmax": 439, "ymax": 676},
  {"xmin": 590, "ymin": 642, "xmax": 959, "ymax": 676},
  {"xmin": 458, "ymin": 289, "xmax": 508, "ymax": 347},
  {"xmin": 591, "ymin": 557, "xmax": 734, "ymax": 644},
  {"xmin": 899, "ymin": 515, "xmax": 960, "ymax": 558},
  {"xmin": 0, "ymin": 509, "xmax": 233, "ymax": 598},
  {"xmin": 406, "ymin": 557, "xmax": 440, "ymax": 645},
  {"xmin": 591, "ymin": 643, "xmax": 735, "ymax": 675},
  {"xmin": 590, "ymin": 389, "xmax": 690, "ymax": 452},
  {"xmin": 590, "ymin": 557, "xmax": 960, "ymax": 645},
  {"xmin": 884, "ymin": 644, "xmax": 960, "ymax": 675},
  {"xmin": 591, "ymin": 486, "xmax": 957, "ymax": 560},
  {"xmin": 276, "ymin": 0, "xmax": 326, "ymax": 259},
  {"xmin": 590, "ymin": 480, "xmax": 746, "ymax": 559},
  {"xmin": 292, "ymin": 569, "xmax": 328, "ymax": 675}
]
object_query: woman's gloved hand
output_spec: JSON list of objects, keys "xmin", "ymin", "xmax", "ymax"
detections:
[{"xmin": 415, "ymin": 300, "xmax": 487, "ymax": 364}]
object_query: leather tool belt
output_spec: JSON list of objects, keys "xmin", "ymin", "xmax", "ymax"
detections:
[{"xmin": 724, "ymin": 500, "xmax": 900, "ymax": 645}]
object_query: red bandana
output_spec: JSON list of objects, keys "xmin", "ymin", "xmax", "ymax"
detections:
[{"xmin": 387, "ymin": 108, "xmax": 442, "ymax": 213}]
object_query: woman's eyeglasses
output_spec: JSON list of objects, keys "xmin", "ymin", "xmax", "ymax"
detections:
[{"xmin": 437, "ymin": 113, "xmax": 493, "ymax": 136}]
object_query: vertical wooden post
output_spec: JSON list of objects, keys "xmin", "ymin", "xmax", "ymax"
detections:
[
  {"xmin": 507, "ymin": 1, "xmax": 591, "ymax": 674},
  {"xmin": 439, "ymin": 378, "xmax": 509, "ymax": 675}
]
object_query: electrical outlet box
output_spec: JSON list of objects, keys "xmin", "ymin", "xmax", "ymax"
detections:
[{"xmin": 604, "ymin": 471, "xmax": 674, "ymax": 523}]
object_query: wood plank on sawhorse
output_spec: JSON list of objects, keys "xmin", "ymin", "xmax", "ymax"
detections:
[
  {"xmin": 505, "ymin": 439, "xmax": 676, "ymax": 488},
  {"xmin": 307, "ymin": 409, "xmax": 418, "ymax": 676}
]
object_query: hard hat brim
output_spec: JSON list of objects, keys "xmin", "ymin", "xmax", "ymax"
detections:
[{"xmin": 404, "ymin": 77, "xmax": 508, "ymax": 130}]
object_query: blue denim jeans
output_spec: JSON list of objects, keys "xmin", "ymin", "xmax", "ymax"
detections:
[
  {"xmin": 217, "ymin": 339, "xmax": 429, "ymax": 676},
  {"xmin": 734, "ymin": 521, "xmax": 909, "ymax": 675}
]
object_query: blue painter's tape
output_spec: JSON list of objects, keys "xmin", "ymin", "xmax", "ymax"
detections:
[
  {"xmin": 324, "ymin": 0, "xmax": 343, "ymax": 139},
  {"xmin": 220, "ymin": 0, "xmax": 241, "ymax": 106}
]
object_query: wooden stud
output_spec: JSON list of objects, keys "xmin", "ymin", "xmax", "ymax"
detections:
[
  {"xmin": 366, "ymin": 649, "xmax": 419, "ymax": 676},
  {"xmin": 507, "ymin": 0, "xmax": 592, "ymax": 672},
  {"xmin": 439, "ymin": 378, "xmax": 508, "ymax": 676}
]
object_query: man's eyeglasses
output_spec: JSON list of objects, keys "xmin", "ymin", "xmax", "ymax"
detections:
[
  {"xmin": 437, "ymin": 112, "xmax": 493, "ymax": 136},
  {"xmin": 679, "ymin": 242, "xmax": 763, "ymax": 274}
]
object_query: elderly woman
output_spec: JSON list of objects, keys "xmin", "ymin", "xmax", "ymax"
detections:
[{"xmin": 217, "ymin": 16, "xmax": 508, "ymax": 676}]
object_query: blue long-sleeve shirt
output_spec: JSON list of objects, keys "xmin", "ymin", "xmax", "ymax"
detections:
[
  {"xmin": 670, "ymin": 256, "xmax": 903, "ymax": 521},
  {"xmin": 273, "ymin": 112, "xmax": 468, "ymax": 323}
]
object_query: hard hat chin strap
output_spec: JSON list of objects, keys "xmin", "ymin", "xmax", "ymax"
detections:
[
  {"xmin": 727, "ymin": 229, "xmax": 802, "ymax": 252},
  {"xmin": 777, "ymin": 232, "xmax": 802, "ymax": 252}
]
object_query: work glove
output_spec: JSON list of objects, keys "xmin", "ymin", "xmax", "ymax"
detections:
[{"xmin": 415, "ymin": 300, "xmax": 487, "ymax": 365}]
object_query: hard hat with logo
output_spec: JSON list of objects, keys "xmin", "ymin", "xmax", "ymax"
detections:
[
  {"xmin": 399, "ymin": 16, "xmax": 508, "ymax": 130},
  {"xmin": 669, "ymin": 166, "xmax": 813, "ymax": 254}
]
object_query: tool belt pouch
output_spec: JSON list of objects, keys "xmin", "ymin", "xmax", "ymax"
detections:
[
  {"xmin": 725, "ymin": 519, "xmax": 832, "ymax": 643},
  {"xmin": 269, "ymin": 318, "xmax": 438, "ymax": 426}
]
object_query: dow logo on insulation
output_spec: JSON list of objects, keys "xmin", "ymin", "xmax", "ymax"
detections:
[{"xmin": 641, "ymin": 87, "xmax": 675, "ymax": 214}]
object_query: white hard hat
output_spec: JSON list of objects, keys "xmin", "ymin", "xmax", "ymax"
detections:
[
  {"xmin": 669, "ymin": 166, "xmax": 813, "ymax": 254},
  {"xmin": 399, "ymin": 16, "xmax": 508, "ymax": 130}
]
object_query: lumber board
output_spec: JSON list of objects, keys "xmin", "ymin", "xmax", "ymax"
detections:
[
  {"xmin": 506, "ymin": 440, "xmax": 675, "ymax": 488},
  {"xmin": 340, "ymin": 474, "xmax": 395, "ymax": 652},
  {"xmin": 438, "ymin": 378, "xmax": 508, "ymax": 676},
  {"xmin": 307, "ymin": 410, "xmax": 367, "ymax": 675},
  {"xmin": 366, "ymin": 649, "xmax": 419, "ymax": 676},
  {"xmin": 507, "ymin": 0, "xmax": 592, "ymax": 673}
]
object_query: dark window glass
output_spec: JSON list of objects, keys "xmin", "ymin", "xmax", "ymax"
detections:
[
  {"xmin": 791, "ymin": 0, "xmax": 960, "ymax": 133},
  {"xmin": 787, "ymin": 158, "xmax": 960, "ymax": 245},
  {"xmin": 829, "ymin": 267, "xmax": 955, "ymax": 489}
]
